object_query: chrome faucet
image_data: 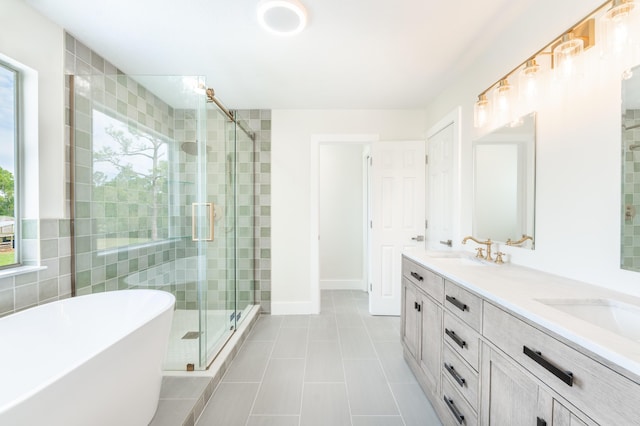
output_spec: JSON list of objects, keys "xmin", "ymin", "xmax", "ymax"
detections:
[{"xmin": 462, "ymin": 236, "xmax": 493, "ymax": 261}]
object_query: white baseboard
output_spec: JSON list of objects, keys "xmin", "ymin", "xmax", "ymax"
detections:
[{"xmin": 320, "ymin": 279, "xmax": 365, "ymax": 291}]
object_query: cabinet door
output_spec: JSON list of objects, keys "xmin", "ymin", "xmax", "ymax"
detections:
[
  {"xmin": 552, "ymin": 400, "xmax": 594, "ymax": 426},
  {"xmin": 481, "ymin": 345, "xmax": 545, "ymax": 426},
  {"xmin": 402, "ymin": 278, "xmax": 419, "ymax": 359},
  {"xmin": 418, "ymin": 293, "xmax": 442, "ymax": 392}
]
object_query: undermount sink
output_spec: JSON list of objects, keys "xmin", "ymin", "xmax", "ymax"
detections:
[
  {"xmin": 425, "ymin": 251, "xmax": 464, "ymax": 258},
  {"xmin": 535, "ymin": 298, "xmax": 640, "ymax": 342},
  {"xmin": 426, "ymin": 251, "xmax": 492, "ymax": 266}
]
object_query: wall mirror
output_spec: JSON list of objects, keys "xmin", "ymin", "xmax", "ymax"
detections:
[
  {"xmin": 622, "ymin": 64, "xmax": 640, "ymax": 272},
  {"xmin": 473, "ymin": 113, "xmax": 536, "ymax": 248}
]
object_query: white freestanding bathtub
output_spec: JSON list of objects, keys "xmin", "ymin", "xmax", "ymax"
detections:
[{"xmin": 0, "ymin": 289, "xmax": 175, "ymax": 426}]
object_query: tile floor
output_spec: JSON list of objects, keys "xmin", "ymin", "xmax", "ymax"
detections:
[{"xmin": 190, "ymin": 290, "xmax": 442, "ymax": 426}]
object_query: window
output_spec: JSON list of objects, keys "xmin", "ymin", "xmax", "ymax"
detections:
[
  {"xmin": 0, "ymin": 61, "xmax": 18, "ymax": 268},
  {"xmin": 91, "ymin": 109, "xmax": 169, "ymax": 251}
]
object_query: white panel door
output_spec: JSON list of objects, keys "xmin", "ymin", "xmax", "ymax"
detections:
[
  {"xmin": 370, "ymin": 140, "xmax": 425, "ymax": 315},
  {"xmin": 426, "ymin": 123, "xmax": 454, "ymax": 250}
]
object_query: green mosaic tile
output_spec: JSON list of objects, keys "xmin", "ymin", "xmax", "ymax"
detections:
[
  {"xmin": 75, "ymin": 236, "xmax": 91, "ymax": 253},
  {"xmin": 76, "ymin": 270, "xmax": 91, "ymax": 288},
  {"xmin": 75, "ymin": 202, "xmax": 91, "ymax": 219},
  {"xmin": 103, "ymin": 264, "xmax": 116, "ymax": 281}
]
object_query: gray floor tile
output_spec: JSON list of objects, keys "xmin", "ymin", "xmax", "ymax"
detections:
[
  {"xmin": 351, "ymin": 416, "xmax": 406, "ymax": 426},
  {"xmin": 308, "ymin": 314, "xmax": 339, "ymax": 341},
  {"xmin": 150, "ymin": 399, "xmax": 196, "ymax": 426},
  {"xmin": 154, "ymin": 291, "xmax": 441, "ymax": 426},
  {"xmin": 271, "ymin": 327, "xmax": 308, "ymax": 358},
  {"xmin": 248, "ymin": 316, "xmax": 283, "ymax": 341},
  {"xmin": 246, "ymin": 415, "xmax": 300, "ymax": 426},
  {"xmin": 159, "ymin": 376, "xmax": 212, "ymax": 399},
  {"xmin": 390, "ymin": 382, "xmax": 442, "ymax": 426},
  {"xmin": 280, "ymin": 314, "xmax": 310, "ymax": 327},
  {"xmin": 344, "ymin": 359, "xmax": 400, "ymax": 416},
  {"xmin": 301, "ymin": 383, "xmax": 351, "ymax": 426},
  {"xmin": 252, "ymin": 358, "xmax": 305, "ymax": 415},
  {"xmin": 363, "ymin": 315, "xmax": 401, "ymax": 341},
  {"xmin": 223, "ymin": 340, "xmax": 274, "ymax": 382},
  {"xmin": 373, "ymin": 341, "xmax": 417, "ymax": 384},
  {"xmin": 196, "ymin": 382, "xmax": 259, "ymax": 426},
  {"xmin": 338, "ymin": 327, "xmax": 377, "ymax": 359},
  {"xmin": 305, "ymin": 339, "xmax": 345, "ymax": 382},
  {"xmin": 336, "ymin": 312, "xmax": 366, "ymax": 327}
]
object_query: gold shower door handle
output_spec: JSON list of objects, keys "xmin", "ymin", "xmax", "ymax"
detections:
[{"xmin": 192, "ymin": 203, "xmax": 214, "ymax": 241}]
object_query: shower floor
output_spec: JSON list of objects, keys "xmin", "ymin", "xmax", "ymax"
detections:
[{"xmin": 163, "ymin": 309, "xmax": 232, "ymax": 371}]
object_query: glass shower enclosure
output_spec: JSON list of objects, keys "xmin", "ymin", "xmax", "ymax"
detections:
[{"xmin": 69, "ymin": 74, "xmax": 255, "ymax": 370}]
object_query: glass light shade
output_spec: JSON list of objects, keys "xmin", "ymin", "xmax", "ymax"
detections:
[
  {"xmin": 492, "ymin": 79, "xmax": 513, "ymax": 126},
  {"xmin": 553, "ymin": 33, "xmax": 584, "ymax": 80},
  {"xmin": 474, "ymin": 94, "xmax": 489, "ymax": 128},
  {"xmin": 602, "ymin": 0, "xmax": 638, "ymax": 57},
  {"xmin": 519, "ymin": 59, "xmax": 540, "ymax": 112}
]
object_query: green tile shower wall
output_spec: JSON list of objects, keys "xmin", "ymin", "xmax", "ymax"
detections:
[
  {"xmin": 237, "ymin": 110, "xmax": 271, "ymax": 313},
  {"xmin": 63, "ymin": 33, "xmax": 272, "ymax": 313},
  {"xmin": 623, "ymin": 109, "xmax": 640, "ymax": 270}
]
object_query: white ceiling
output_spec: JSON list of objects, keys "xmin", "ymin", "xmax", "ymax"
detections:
[{"xmin": 26, "ymin": 0, "xmax": 543, "ymax": 109}]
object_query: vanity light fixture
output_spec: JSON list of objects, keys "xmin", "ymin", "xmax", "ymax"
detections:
[
  {"xmin": 474, "ymin": 0, "xmax": 639, "ymax": 132},
  {"xmin": 257, "ymin": 0, "xmax": 308, "ymax": 36},
  {"xmin": 473, "ymin": 93, "xmax": 489, "ymax": 128}
]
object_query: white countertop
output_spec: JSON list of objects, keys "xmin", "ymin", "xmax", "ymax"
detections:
[{"xmin": 403, "ymin": 248, "xmax": 640, "ymax": 382}]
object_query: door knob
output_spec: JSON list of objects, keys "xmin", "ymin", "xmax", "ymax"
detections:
[{"xmin": 411, "ymin": 235, "xmax": 425, "ymax": 242}]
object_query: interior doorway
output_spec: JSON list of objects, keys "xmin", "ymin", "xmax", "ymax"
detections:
[{"xmin": 318, "ymin": 143, "xmax": 370, "ymax": 292}]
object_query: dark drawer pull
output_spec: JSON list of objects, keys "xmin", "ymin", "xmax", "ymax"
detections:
[
  {"xmin": 537, "ymin": 417, "xmax": 547, "ymax": 426},
  {"xmin": 446, "ymin": 295, "xmax": 468, "ymax": 312},
  {"xmin": 410, "ymin": 271, "xmax": 423, "ymax": 281},
  {"xmin": 443, "ymin": 395, "xmax": 465, "ymax": 425},
  {"xmin": 445, "ymin": 328, "xmax": 466, "ymax": 349},
  {"xmin": 444, "ymin": 362, "xmax": 466, "ymax": 387},
  {"xmin": 523, "ymin": 346, "xmax": 573, "ymax": 387}
]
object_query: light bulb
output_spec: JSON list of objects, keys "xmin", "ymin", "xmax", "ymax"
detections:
[
  {"xmin": 602, "ymin": 0, "xmax": 638, "ymax": 56},
  {"xmin": 553, "ymin": 32, "xmax": 584, "ymax": 80},
  {"xmin": 493, "ymin": 79, "xmax": 512, "ymax": 125},
  {"xmin": 474, "ymin": 94, "xmax": 489, "ymax": 128},
  {"xmin": 519, "ymin": 59, "xmax": 540, "ymax": 112}
]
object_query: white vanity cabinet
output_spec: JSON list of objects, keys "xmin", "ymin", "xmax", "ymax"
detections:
[{"xmin": 400, "ymin": 254, "xmax": 640, "ymax": 426}]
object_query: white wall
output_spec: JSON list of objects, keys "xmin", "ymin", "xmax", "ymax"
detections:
[
  {"xmin": 319, "ymin": 144, "xmax": 365, "ymax": 290},
  {"xmin": 272, "ymin": 110, "xmax": 427, "ymax": 314},
  {"xmin": 425, "ymin": 0, "xmax": 640, "ymax": 297},
  {"xmin": 0, "ymin": 0, "xmax": 65, "ymax": 219}
]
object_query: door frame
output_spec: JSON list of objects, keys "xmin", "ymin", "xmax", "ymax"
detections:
[
  {"xmin": 426, "ymin": 107, "xmax": 462, "ymax": 249},
  {"xmin": 310, "ymin": 134, "xmax": 379, "ymax": 314}
]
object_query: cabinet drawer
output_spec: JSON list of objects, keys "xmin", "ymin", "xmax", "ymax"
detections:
[
  {"xmin": 402, "ymin": 256, "xmax": 444, "ymax": 301},
  {"xmin": 483, "ymin": 301, "xmax": 640, "ymax": 426},
  {"xmin": 444, "ymin": 280, "xmax": 482, "ymax": 332},
  {"xmin": 443, "ymin": 344, "xmax": 479, "ymax": 411},
  {"xmin": 442, "ymin": 375, "xmax": 478, "ymax": 426},
  {"xmin": 444, "ymin": 312, "xmax": 480, "ymax": 371}
]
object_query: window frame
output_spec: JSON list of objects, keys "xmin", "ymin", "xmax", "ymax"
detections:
[{"xmin": 0, "ymin": 59, "xmax": 21, "ymax": 270}]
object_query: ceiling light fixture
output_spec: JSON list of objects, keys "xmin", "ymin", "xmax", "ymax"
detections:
[{"xmin": 257, "ymin": 0, "xmax": 308, "ymax": 36}]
